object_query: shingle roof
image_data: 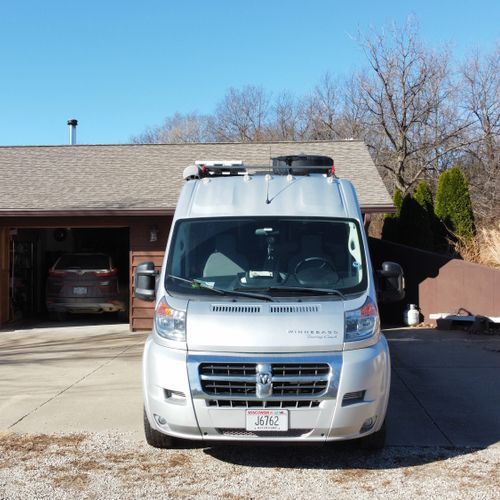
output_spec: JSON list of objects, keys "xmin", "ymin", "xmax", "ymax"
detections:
[{"xmin": 0, "ymin": 141, "xmax": 392, "ymax": 213}]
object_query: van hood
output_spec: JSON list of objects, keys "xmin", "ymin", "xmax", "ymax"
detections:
[{"xmin": 186, "ymin": 300, "xmax": 345, "ymax": 353}]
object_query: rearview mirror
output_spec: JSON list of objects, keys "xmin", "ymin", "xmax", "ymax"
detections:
[
  {"xmin": 134, "ymin": 261, "xmax": 158, "ymax": 302},
  {"xmin": 376, "ymin": 261, "xmax": 405, "ymax": 303}
]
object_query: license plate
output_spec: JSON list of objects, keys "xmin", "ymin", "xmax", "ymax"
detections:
[
  {"xmin": 245, "ymin": 409, "xmax": 288, "ymax": 431},
  {"xmin": 73, "ymin": 287, "xmax": 88, "ymax": 296}
]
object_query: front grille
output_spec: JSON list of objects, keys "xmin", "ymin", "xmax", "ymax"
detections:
[
  {"xmin": 199, "ymin": 362, "xmax": 330, "ymax": 400},
  {"xmin": 216, "ymin": 428, "xmax": 312, "ymax": 438},
  {"xmin": 202, "ymin": 380, "xmax": 256, "ymax": 396},
  {"xmin": 271, "ymin": 364, "xmax": 330, "ymax": 376},
  {"xmin": 207, "ymin": 399, "xmax": 320, "ymax": 408},
  {"xmin": 200, "ymin": 363, "xmax": 256, "ymax": 377}
]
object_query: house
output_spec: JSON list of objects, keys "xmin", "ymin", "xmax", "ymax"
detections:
[{"xmin": 0, "ymin": 140, "xmax": 393, "ymax": 331}]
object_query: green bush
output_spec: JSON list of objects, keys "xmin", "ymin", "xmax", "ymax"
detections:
[
  {"xmin": 413, "ymin": 181, "xmax": 433, "ymax": 213},
  {"xmin": 435, "ymin": 166, "xmax": 475, "ymax": 242},
  {"xmin": 384, "ymin": 188, "xmax": 403, "ymax": 219},
  {"xmin": 398, "ymin": 193, "xmax": 435, "ymax": 250},
  {"xmin": 382, "ymin": 188, "xmax": 403, "ymax": 241},
  {"xmin": 413, "ymin": 180, "xmax": 442, "ymax": 251}
]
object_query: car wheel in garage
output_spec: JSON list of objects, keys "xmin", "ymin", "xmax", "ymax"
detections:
[{"xmin": 49, "ymin": 311, "xmax": 68, "ymax": 322}]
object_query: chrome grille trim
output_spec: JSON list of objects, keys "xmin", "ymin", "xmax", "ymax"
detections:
[
  {"xmin": 190, "ymin": 355, "xmax": 341, "ymax": 402},
  {"xmin": 187, "ymin": 352, "xmax": 342, "ymax": 404},
  {"xmin": 199, "ymin": 362, "xmax": 329, "ymax": 398}
]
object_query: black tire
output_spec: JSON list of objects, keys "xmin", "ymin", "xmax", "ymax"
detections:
[
  {"xmin": 357, "ymin": 420, "xmax": 386, "ymax": 450},
  {"xmin": 143, "ymin": 408, "xmax": 175, "ymax": 449},
  {"xmin": 49, "ymin": 311, "xmax": 67, "ymax": 322}
]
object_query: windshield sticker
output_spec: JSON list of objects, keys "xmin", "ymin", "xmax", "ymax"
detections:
[
  {"xmin": 194, "ymin": 280, "xmax": 215, "ymax": 288},
  {"xmin": 249, "ymin": 270, "xmax": 274, "ymax": 278}
]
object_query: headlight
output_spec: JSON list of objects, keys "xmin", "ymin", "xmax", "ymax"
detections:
[
  {"xmin": 345, "ymin": 297, "xmax": 379, "ymax": 342},
  {"xmin": 155, "ymin": 297, "xmax": 186, "ymax": 342}
]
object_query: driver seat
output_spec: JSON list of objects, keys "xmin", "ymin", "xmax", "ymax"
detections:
[{"xmin": 288, "ymin": 234, "xmax": 332, "ymax": 272}]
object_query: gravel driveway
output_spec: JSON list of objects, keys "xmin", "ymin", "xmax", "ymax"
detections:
[
  {"xmin": 1, "ymin": 325, "xmax": 499, "ymax": 498},
  {"xmin": 1, "ymin": 431, "xmax": 499, "ymax": 499}
]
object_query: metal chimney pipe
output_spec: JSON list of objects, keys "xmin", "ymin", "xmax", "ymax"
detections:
[{"xmin": 67, "ymin": 119, "xmax": 78, "ymax": 145}]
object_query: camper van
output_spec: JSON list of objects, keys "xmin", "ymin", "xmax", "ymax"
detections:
[{"xmin": 135, "ymin": 155, "xmax": 404, "ymax": 449}]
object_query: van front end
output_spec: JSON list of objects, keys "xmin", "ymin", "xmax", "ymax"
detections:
[{"xmin": 142, "ymin": 298, "xmax": 391, "ymax": 445}]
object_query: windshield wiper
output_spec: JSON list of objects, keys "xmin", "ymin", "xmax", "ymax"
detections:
[
  {"xmin": 167, "ymin": 274, "xmax": 275, "ymax": 302},
  {"xmin": 237, "ymin": 285, "xmax": 345, "ymax": 300}
]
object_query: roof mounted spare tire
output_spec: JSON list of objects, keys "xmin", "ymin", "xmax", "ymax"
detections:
[{"xmin": 272, "ymin": 155, "xmax": 334, "ymax": 175}]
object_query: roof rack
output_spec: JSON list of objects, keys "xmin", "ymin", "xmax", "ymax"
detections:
[{"xmin": 182, "ymin": 155, "xmax": 336, "ymax": 180}]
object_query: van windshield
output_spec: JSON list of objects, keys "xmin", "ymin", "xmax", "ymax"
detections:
[{"xmin": 166, "ymin": 217, "xmax": 367, "ymax": 297}]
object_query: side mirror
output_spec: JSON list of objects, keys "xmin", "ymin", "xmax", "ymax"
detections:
[
  {"xmin": 134, "ymin": 261, "xmax": 158, "ymax": 302},
  {"xmin": 376, "ymin": 261, "xmax": 405, "ymax": 303}
]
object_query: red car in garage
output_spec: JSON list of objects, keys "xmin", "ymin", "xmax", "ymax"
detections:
[{"xmin": 46, "ymin": 253, "xmax": 126, "ymax": 318}]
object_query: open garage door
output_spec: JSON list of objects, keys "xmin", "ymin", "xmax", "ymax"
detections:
[{"xmin": 9, "ymin": 227, "xmax": 129, "ymax": 325}]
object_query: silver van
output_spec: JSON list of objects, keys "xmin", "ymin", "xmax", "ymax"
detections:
[{"xmin": 135, "ymin": 155, "xmax": 404, "ymax": 449}]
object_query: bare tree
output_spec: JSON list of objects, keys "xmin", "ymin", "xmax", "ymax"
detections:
[
  {"xmin": 301, "ymin": 73, "xmax": 344, "ymax": 140},
  {"xmin": 130, "ymin": 126, "xmax": 162, "ymax": 144},
  {"xmin": 335, "ymin": 74, "xmax": 369, "ymax": 141},
  {"xmin": 460, "ymin": 45, "xmax": 500, "ymax": 223},
  {"xmin": 131, "ymin": 112, "xmax": 213, "ymax": 144},
  {"xmin": 356, "ymin": 19, "xmax": 471, "ymax": 192},
  {"xmin": 267, "ymin": 91, "xmax": 306, "ymax": 141},
  {"xmin": 210, "ymin": 85, "xmax": 270, "ymax": 142}
]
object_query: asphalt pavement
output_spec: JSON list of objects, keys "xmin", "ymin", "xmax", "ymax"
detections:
[{"xmin": 0, "ymin": 322, "xmax": 499, "ymax": 448}]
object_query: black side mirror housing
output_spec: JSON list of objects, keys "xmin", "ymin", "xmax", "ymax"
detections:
[
  {"xmin": 376, "ymin": 261, "xmax": 405, "ymax": 303},
  {"xmin": 134, "ymin": 261, "xmax": 158, "ymax": 302}
]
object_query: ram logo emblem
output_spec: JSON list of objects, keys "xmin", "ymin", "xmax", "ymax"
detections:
[{"xmin": 256, "ymin": 363, "xmax": 272, "ymax": 398}]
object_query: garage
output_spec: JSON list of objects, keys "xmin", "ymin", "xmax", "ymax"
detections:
[
  {"xmin": 1, "ymin": 214, "xmax": 170, "ymax": 331},
  {"xmin": 9, "ymin": 226, "xmax": 130, "ymax": 322}
]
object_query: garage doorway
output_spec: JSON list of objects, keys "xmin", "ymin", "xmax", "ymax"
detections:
[{"xmin": 9, "ymin": 227, "xmax": 129, "ymax": 324}]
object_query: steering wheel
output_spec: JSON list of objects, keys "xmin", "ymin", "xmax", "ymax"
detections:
[{"xmin": 294, "ymin": 257, "xmax": 339, "ymax": 286}]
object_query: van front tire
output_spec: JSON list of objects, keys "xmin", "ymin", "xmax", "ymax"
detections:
[
  {"xmin": 144, "ymin": 408, "xmax": 175, "ymax": 449},
  {"xmin": 357, "ymin": 420, "xmax": 386, "ymax": 450}
]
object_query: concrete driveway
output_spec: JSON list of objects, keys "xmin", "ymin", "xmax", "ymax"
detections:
[
  {"xmin": 0, "ymin": 323, "xmax": 499, "ymax": 448},
  {"xmin": 0, "ymin": 323, "xmax": 146, "ymax": 437}
]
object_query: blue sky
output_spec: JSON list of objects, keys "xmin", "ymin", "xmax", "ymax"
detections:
[{"xmin": 0, "ymin": 0, "xmax": 498, "ymax": 146}]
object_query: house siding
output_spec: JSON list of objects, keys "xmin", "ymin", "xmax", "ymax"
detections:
[
  {"xmin": 129, "ymin": 217, "xmax": 172, "ymax": 331},
  {"xmin": 0, "ymin": 228, "xmax": 9, "ymax": 325}
]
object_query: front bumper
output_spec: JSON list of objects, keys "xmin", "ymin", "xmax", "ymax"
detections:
[
  {"xmin": 143, "ymin": 336, "xmax": 390, "ymax": 442},
  {"xmin": 47, "ymin": 298, "xmax": 126, "ymax": 314}
]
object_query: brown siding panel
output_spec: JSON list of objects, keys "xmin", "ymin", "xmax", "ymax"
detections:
[
  {"xmin": 0, "ymin": 227, "xmax": 9, "ymax": 325},
  {"xmin": 130, "ymin": 251, "xmax": 165, "ymax": 331},
  {"xmin": 129, "ymin": 218, "xmax": 171, "ymax": 332}
]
